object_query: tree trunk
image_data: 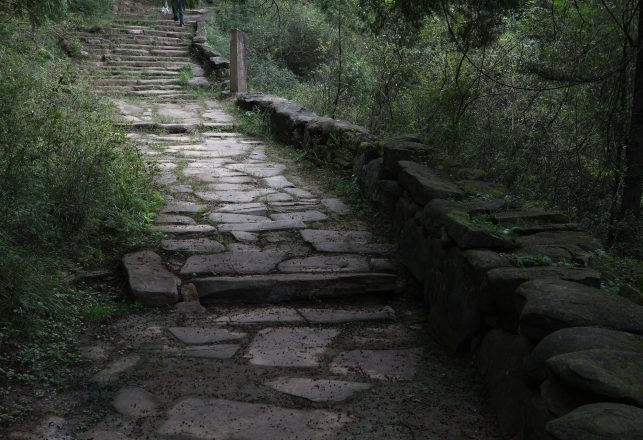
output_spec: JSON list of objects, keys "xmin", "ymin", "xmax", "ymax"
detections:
[{"xmin": 621, "ymin": 1, "xmax": 643, "ymax": 219}]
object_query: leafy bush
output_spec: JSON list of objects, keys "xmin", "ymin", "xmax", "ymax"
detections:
[{"xmin": 0, "ymin": 36, "xmax": 160, "ymax": 337}]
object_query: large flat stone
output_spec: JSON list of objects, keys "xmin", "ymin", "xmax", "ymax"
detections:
[
  {"xmin": 298, "ymin": 307, "xmax": 396, "ymax": 324},
  {"xmin": 277, "ymin": 255, "xmax": 370, "ymax": 273},
  {"xmin": 154, "ymin": 214, "xmax": 196, "ymax": 225},
  {"xmin": 195, "ymin": 189, "xmax": 274, "ymax": 203},
  {"xmin": 151, "ymin": 224, "xmax": 216, "ymax": 234},
  {"xmin": 180, "ymin": 344, "xmax": 240, "ymax": 359},
  {"xmin": 209, "ymin": 213, "xmax": 270, "ymax": 223},
  {"xmin": 231, "ymin": 231, "xmax": 259, "ymax": 242},
  {"xmin": 191, "ymin": 273, "xmax": 397, "ymax": 303},
  {"xmin": 218, "ymin": 219, "xmax": 306, "ymax": 232},
  {"xmin": 547, "ymin": 349, "xmax": 643, "ymax": 406},
  {"xmin": 262, "ymin": 175, "xmax": 295, "ymax": 188},
  {"xmin": 161, "ymin": 200, "xmax": 207, "ymax": 213},
  {"xmin": 113, "ymin": 387, "xmax": 158, "ymax": 418},
  {"xmin": 122, "ymin": 251, "xmax": 179, "ymax": 306},
  {"xmin": 546, "ymin": 403, "xmax": 643, "ymax": 440},
  {"xmin": 246, "ymin": 327, "xmax": 339, "ymax": 367},
  {"xmin": 168, "ymin": 327, "xmax": 246, "ymax": 345},
  {"xmin": 330, "ymin": 348, "xmax": 423, "ymax": 381},
  {"xmin": 161, "ymin": 238, "xmax": 226, "ymax": 253},
  {"xmin": 266, "ymin": 378, "xmax": 372, "ymax": 402},
  {"xmin": 301, "ymin": 229, "xmax": 394, "ymax": 253},
  {"xmin": 524, "ymin": 327, "xmax": 643, "ymax": 385},
  {"xmin": 214, "ymin": 202, "xmax": 267, "ymax": 216},
  {"xmin": 270, "ymin": 211, "xmax": 329, "ymax": 222},
  {"xmin": 215, "ymin": 307, "xmax": 304, "ymax": 324},
  {"xmin": 157, "ymin": 398, "xmax": 348, "ymax": 439},
  {"xmin": 284, "ymin": 187, "xmax": 315, "ymax": 198},
  {"xmin": 518, "ymin": 279, "xmax": 643, "ymax": 341},
  {"xmin": 180, "ymin": 251, "xmax": 286, "ymax": 275},
  {"xmin": 226, "ymin": 163, "xmax": 286, "ymax": 177}
]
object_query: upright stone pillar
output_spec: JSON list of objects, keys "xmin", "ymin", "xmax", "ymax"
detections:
[{"xmin": 230, "ymin": 29, "xmax": 248, "ymax": 93}]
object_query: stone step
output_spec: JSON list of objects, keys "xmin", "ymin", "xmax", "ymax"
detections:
[
  {"xmin": 81, "ymin": 34, "xmax": 188, "ymax": 45},
  {"xmin": 102, "ymin": 60, "xmax": 188, "ymax": 68},
  {"xmin": 86, "ymin": 48, "xmax": 190, "ymax": 57},
  {"xmin": 108, "ymin": 26, "xmax": 192, "ymax": 38},
  {"xmin": 94, "ymin": 68, "xmax": 182, "ymax": 76},
  {"xmin": 94, "ymin": 78, "xmax": 182, "ymax": 86},
  {"xmin": 96, "ymin": 54, "xmax": 192, "ymax": 63},
  {"xmin": 189, "ymin": 273, "xmax": 398, "ymax": 303}
]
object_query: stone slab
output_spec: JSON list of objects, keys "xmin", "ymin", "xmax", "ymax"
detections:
[
  {"xmin": 214, "ymin": 202, "xmax": 268, "ymax": 216},
  {"xmin": 215, "ymin": 307, "xmax": 304, "ymax": 324},
  {"xmin": 301, "ymin": 229, "xmax": 372, "ymax": 243},
  {"xmin": 218, "ymin": 220, "xmax": 306, "ymax": 232},
  {"xmin": 260, "ymin": 192, "xmax": 295, "ymax": 202},
  {"xmin": 168, "ymin": 327, "xmax": 246, "ymax": 345},
  {"xmin": 113, "ymin": 387, "xmax": 158, "ymax": 418},
  {"xmin": 226, "ymin": 163, "xmax": 286, "ymax": 177},
  {"xmin": 246, "ymin": 327, "xmax": 339, "ymax": 367},
  {"xmin": 157, "ymin": 398, "xmax": 348, "ymax": 439},
  {"xmin": 152, "ymin": 224, "xmax": 216, "ymax": 234},
  {"xmin": 195, "ymin": 189, "xmax": 274, "ymax": 203},
  {"xmin": 298, "ymin": 307, "xmax": 396, "ymax": 324},
  {"xmin": 122, "ymin": 251, "xmax": 179, "ymax": 306},
  {"xmin": 161, "ymin": 200, "xmax": 207, "ymax": 213},
  {"xmin": 154, "ymin": 214, "xmax": 196, "ymax": 225},
  {"xmin": 277, "ymin": 255, "xmax": 370, "ymax": 273},
  {"xmin": 161, "ymin": 238, "xmax": 226, "ymax": 253},
  {"xmin": 284, "ymin": 187, "xmax": 315, "ymax": 198},
  {"xmin": 262, "ymin": 175, "xmax": 295, "ymax": 189},
  {"xmin": 231, "ymin": 231, "xmax": 259, "ymax": 242},
  {"xmin": 270, "ymin": 210, "xmax": 329, "ymax": 222},
  {"xmin": 209, "ymin": 213, "xmax": 270, "ymax": 223},
  {"xmin": 181, "ymin": 251, "xmax": 286, "ymax": 275},
  {"xmin": 181, "ymin": 344, "xmax": 240, "ymax": 359},
  {"xmin": 191, "ymin": 273, "xmax": 398, "ymax": 303},
  {"xmin": 266, "ymin": 378, "xmax": 372, "ymax": 402},
  {"xmin": 330, "ymin": 348, "xmax": 423, "ymax": 381}
]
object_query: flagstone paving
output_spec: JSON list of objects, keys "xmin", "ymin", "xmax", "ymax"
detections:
[{"xmin": 9, "ymin": 6, "xmax": 501, "ymax": 440}]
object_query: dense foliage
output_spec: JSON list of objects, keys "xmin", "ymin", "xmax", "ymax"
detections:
[
  {"xmin": 207, "ymin": 0, "xmax": 643, "ymax": 257},
  {"xmin": 0, "ymin": 3, "xmax": 160, "ymax": 339}
]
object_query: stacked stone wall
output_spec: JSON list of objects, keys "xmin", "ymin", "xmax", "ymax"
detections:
[
  {"xmin": 192, "ymin": 12, "xmax": 230, "ymax": 82},
  {"xmin": 235, "ymin": 92, "xmax": 643, "ymax": 439}
]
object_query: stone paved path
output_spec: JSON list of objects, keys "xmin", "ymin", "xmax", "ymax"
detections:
[{"xmin": 15, "ymin": 7, "xmax": 500, "ymax": 439}]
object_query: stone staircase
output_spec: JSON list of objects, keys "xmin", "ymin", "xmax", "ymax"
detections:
[{"xmin": 79, "ymin": 10, "xmax": 206, "ymax": 100}]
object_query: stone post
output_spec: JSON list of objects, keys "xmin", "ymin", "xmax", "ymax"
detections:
[{"xmin": 230, "ymin": 29, "xmax": 248, "ymax": 93}]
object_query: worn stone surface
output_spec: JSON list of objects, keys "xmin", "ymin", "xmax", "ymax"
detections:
[
  {"xmin": 161, "ymin": 238, "xmax": 225, "ymax": 253},
  {"xmin": 168, "ymin": 327, "xmax": 246, "ymax": 345},
  {"xmin": 218, "ymin": 219, "xmax": 306, "ymax": 232},
  {"xmin": 152, "ymin": 224, "xmax": 217, "ymax": 234},
  {"xmin": 266, "ymin": 378, "xmax": 372, "ymax": 402},
  {"xmin": 270, "ymin": 210, "xmax": 328, "ymax": 222},
  {"xmin": 546, "ymin": 349, "xmax": 643, "ymax": 407},
  {"xmin": 321, "ymin": 198, "xmax": 350, "ymax": 214},
  {"xmin": 181, "ymin": 251, "xmax": 285, "ymax": 275},
  {"xmin": 397, "ymin": 161, "xmax": 464, "ymax": 205},
  {"xmin": 157, "ymin": 398, "xmax": 348, "ymax": 439},
  {"xmin": 524, "ymin": 327, "xmax": 643, "ymax": 385},
  {"xmin": 518, "ymin": 279, "xmax": 643, "ymax": 341},
  {"xmin": 113, "ymin": 387, "xmax": 159, "ymax": 418},
  {"xmin": 246, "ymin": 327, "xmax": 339, "ymax": 367},
  {"xmin": 262, "ymin": 175, "xmax": 295, "ymax": 188},
  {"xmin": 277, "ymin": 255, "xmax": 370, "ymax": 273},
  {"xmin": 180, "ymin": 344, "xmax": 240, "ymax": 359},
  {"xmin": 298, "ymin": 307, "xmax": 396, "ymax": 324},
  {"xmin": 192, "ymin": 273, "xmax": 397, "ymax": 303},
  {"xmin": 154, "ymin": 214, "xmax": 196, "ymax": 225},
  {"xmin": 209, "ymin": 213, "xmax": 270, "ymax": 223},
  {"xmin": 546, "ymin": 403, "xmax": 643, "ymax": 440},
  {"xmin": 122, "ymin": 251, "xmax": 179, "ymax": 306},
  {"xmin": 330, "ymin": 348, "xmax": 423, "ymax": 381},
  {"xmin": 215, "ymin": 307, "xmax": 304, "ymax": 324}
]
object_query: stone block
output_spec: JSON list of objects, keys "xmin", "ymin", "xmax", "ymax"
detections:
[
  {"xmin": 380, "ymin": 140, "xmax": 438, "ymax": 179},
  {"xmin": 398, "ymin": 161, "xmax": 464, "ymax": 205},
  {"xmin": 546, "ymin": 403, "xmax": 643, "ymax": 440},
  {"xmin": 122, "ymin": 251, "xmax": 179, "ymax": 306},
  {"xmin": 517, "ymin": 279, "xmax": 643, "ymax": 341}
]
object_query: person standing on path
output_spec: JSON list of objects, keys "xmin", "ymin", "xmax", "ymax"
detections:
[{"xmin": 171, "ymin": 0, "xmax": 185, "ymax": 27}]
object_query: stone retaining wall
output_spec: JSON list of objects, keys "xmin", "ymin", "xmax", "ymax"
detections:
[
  {"xmin": 235, "ymin": 92, "xmax": 643, "ymax": 439},
  {"xmin": 192, "ymin": 12, "xmax": 230, "ymax": 82}
]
